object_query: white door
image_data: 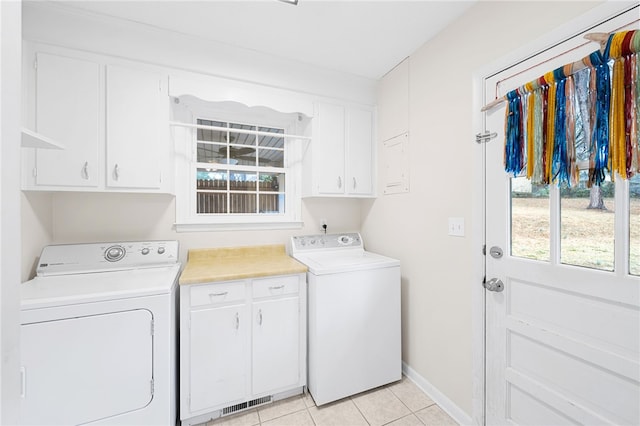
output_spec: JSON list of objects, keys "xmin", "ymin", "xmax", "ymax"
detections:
[
  {"xmin": 346, "ymin": 107, "xmax": 374, "ymax": 195},
  {"xmin": 21, "ymin": 309, "xmax": 153, "ymax": 425},
  {"xmin": 252, "ymin": 296, "xmax": 300, "ymax": 395},
  {"xmin": 35, "ymin": 52, "xmax": 100, "ymax": 187},
  {"xmin": 483, "ymin": 9, "xmax": 639, "ymax": 425},
  {"xmin": 106, "ymin": 65, "xmax": 163, "ymax": 189},
  {"xmin": 315, "ymin": 102, "xmax": 346, "ymax": 194},
  {"xmin": 189, "ymin": 304, "xmax": 248, "ymax": 412}
]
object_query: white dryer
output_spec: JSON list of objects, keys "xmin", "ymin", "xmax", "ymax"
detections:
[
  {"xmin": 20, "ymin": 241, "xmax": 181, "ymax": 425},
  {"xmin": 290, "ymin": 233, "xmax": 401, "ymax": 406}
]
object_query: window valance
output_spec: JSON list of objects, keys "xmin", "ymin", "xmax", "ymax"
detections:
[{"xmin": 490, "ymin": 30, "xmax": 639, "ymax": 187}]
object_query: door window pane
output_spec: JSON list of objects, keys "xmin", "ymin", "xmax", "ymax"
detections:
[
  {"xmin": 560, "ymin": 174, "xmax": 614, "ymax": 271},
  {"xmin": 630, "ymin": 174, "xmax": 640, "ymax": 276},
  {"xmin": 511, "ymin": 177, "xmax": 550, "ymax": 261}
]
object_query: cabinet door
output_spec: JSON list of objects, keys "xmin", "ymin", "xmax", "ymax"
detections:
[
  {"xmin": 35, "ymin": 53, "xmax": 100, "ymax": 187},
  {"xmin": 252, "ymin": 297, "xmax": 300, "ymax": 395},
  {"xmin": 346, "ymin": 107, "xmax": 373, "ymax": 195},
  {"xmin": 189, "ymin": 304, "xmax": 248, "ymax": 412},
  {"xmin": 315, "ymin": 103, "xmax": 345, "ymax": 194},
  {"xmin": 106, "ymin": 65, "xmax": 163, "ymax": 189}
]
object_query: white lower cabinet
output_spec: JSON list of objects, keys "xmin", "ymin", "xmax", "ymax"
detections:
[
  {"xmin": 180, "ymin": 274, "xmax": 306, "ymax": 425},
  {"xmin": 189, "ymin": 304, "xmax": 248, "ymax": 413}
]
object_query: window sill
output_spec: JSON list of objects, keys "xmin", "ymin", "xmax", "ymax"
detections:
[{"xmin": 174, "ymin": 221, "xmax": 304, "ymax": 233}]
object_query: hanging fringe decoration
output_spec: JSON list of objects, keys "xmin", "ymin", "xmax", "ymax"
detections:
[
  {"xmin": 500, "ymin": 29, "xmax": 639, "ymax": 187},
  {"xmin": 590, "ymin": 50, "xmax": 611, "ymax": 186},
  {"xmin": 504, "ymin": 89, "xmax": 524, "ymax": 175}
]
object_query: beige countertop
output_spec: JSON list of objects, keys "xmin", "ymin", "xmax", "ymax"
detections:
[{"xmin": 179, "ymin": 244, "xmax": 307, "ymax": 285}]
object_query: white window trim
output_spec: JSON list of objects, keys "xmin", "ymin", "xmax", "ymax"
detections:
[{"xmin": 172, "ymin": 97, "xmax": 309, "ymax": 232}]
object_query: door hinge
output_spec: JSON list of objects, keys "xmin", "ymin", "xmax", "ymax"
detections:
[
  {"xmin": 475, "ymin": 131, "xmax": 497, "ymax": 144},
  {"xmin": 482, "ymin": 244, "xmax": 486, "ymax": 255}
]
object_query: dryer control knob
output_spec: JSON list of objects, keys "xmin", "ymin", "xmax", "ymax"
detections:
[
  {"xmin": 157, "ymin": 247, "xmax": 166, "ymax": 255},
  {"xmin": 141, "ymin": 248, "xmax": 150, "ymax": 255},
  {"xmin": 105, "ymin": 245, "xmax": 125, "ymax": 262}
]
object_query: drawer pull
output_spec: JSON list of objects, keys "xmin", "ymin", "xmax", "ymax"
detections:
[
  {"xmin": 269, "ymin": 285, "xmax": 284, "ymax": 291},
  {"xmin": 209, "ymin": 291, "xmax": 228, "ymax": 298},
  {"xmin": 258, "ymin": 309, "xmax": 263, "ymax": 326},
  {"xmin": 235, "ymin": 312, "xmax": 239, "ymax": 330}
]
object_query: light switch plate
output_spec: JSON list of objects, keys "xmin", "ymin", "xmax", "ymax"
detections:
[{"xmin": 448, "ymin": 217, "xmax": 465, "ymax": 237}]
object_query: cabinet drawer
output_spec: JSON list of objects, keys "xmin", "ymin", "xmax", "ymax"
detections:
[
  {"xmin": 190, "ymin": 282, "xmax": 246, "ymax": 307},
  {"xmin": 253, "ymin": 275, "xmax": 299, "ymax": 299}
]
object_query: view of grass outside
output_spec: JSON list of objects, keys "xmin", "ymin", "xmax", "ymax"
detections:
[
  {"xmin": 511, "ymin": 178, "xmax": 550, "ymax": 262},
  {"xmin": 511, "ymin": 175, "xmax": 640, "ymax": 275}
]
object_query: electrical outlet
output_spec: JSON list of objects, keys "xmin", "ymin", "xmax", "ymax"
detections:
[{"xmin": 448, "ymin": 217, "xmax": 465, "ymax": 237}]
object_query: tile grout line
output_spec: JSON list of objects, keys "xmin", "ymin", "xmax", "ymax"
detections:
[{"xmin": 348, "ymin": 393, "xmax": 372, "ymax": 426}]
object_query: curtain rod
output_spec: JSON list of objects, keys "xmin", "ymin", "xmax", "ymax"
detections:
[
  {"xmin": 480, "ymin": 31, "xmax": 629, "ymax": 113},
  {"xmin": 169, "ymin": 121, "xmax": 312, "ymax": 141}
]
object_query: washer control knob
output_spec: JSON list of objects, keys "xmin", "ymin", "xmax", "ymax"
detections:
[
  {"xmin": 105, "ymin": 245, "xmax": 125, "ymax": 262},
  {"xmin": 141, "ymin": 248, "xmax": 150, "ymax": 255},
  {"xmin": 339, "ymin": 235, "xmax": 353, "ymax": 245},
  {"xmin": 157, "ymin": 247, "xmax": 166, "ymax": 255}
]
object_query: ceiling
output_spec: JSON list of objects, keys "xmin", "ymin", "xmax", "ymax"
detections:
[{"xmin": 51, "ymin": 0, "xmax": 475, "ymax": 80}]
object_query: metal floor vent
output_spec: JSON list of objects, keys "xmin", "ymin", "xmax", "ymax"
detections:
[{"xmin": 221, "ymin": 395, "xmax": 272, "ymax": 416}]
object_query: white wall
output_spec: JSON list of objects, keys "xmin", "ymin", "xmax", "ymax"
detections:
[
  {"xmin": 19, "ymin": 193, "xmax": 362, "ymax": 280},
  {"xmin": 361, "ymin": 0, "xmax": 602, "ymax": 418},
  {"xmin": 1, "ymin": 1, "xmax": 22, "ymax": 422}
]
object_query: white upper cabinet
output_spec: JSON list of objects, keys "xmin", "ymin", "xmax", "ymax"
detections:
[
  {"xmin": 106, "ymin": 65, "xmax": 163, "ymax": 189},
  {"xmin": 34, "ymin": 53, "xmax": 100, "ymax": 188},
  {"xmin": 346, "ymin": 107, "xmax": 373, "ymax": 195},
  {"xmin": 22, "ymin": 47, "xmax": 171, "ymax": 193},
  {"xmin": 304, "ymin": 101, "xmax": 376, "ymax": 197},
  {"xmin": 315, "ymin": 103, "xmax": 346, "ymax": 195}
]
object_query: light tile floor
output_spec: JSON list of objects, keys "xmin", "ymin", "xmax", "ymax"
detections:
[{"xmin": 204, "ymin": 376, "xmax": 458, "ymax": 426}]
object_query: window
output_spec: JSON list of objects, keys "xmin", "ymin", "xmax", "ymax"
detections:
[
  {"xmin": 195, "ymin": 119, "xmax": 286, "ymax": 215},
  {"xmin": 172, "ymin": 97, "xmax": 310, "ymax": 231}
]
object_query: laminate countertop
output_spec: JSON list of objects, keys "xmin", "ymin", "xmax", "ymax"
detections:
[{"xmin": 179, "ymin": 244, "xmax": 307, "ymax": 285}]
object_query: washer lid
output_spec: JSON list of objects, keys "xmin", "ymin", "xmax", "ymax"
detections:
[
  {"xmin": 21, "ymin": 264, "xmax": 181, "ymax": 310},
  {"xmin": 293, "ymin": 250, "xmax": 399, "ymax": 275}
]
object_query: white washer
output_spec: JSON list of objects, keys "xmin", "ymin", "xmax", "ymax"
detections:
[
  {"xmin": 290, "ymin": 233, "xmax": 401, "ymax": 406},
  {"xmin": 20, "ymin": 241, "xmax": 181, "ymax": 426}
]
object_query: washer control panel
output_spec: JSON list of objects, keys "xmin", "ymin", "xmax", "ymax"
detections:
[
  {"xmin": 291, "ymin": 233, "xmax": 362, "ymax": 252},
  {"xmin": 37, "ymin": 240, "xmax": 179, "ymax": 276}
]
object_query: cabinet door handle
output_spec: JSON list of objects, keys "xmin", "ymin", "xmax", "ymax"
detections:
[
  {"xmin": 235, "ymin": 312, "xmax": 240, "ymax": 330},
  {"xmin": 114, "ymin": 164, "xmax": 120, "ymax": 180},
  {"xmin": 269, "ymin": 285, "xmax": 284, "ymax": 291},
  {"xmin": 337, "ymin": 176, "xmax": 342, "ymax": 189},
  {"xmin": 82, "ymin": 161, "xmax": 89, "ymax": 180},
  {"xmin": 353, "ymin": 177, "xmax": 357, "ymax": 189},
  {"xmin": 257, "ymin": 309, "xmax": 263, "ymax": 326}
]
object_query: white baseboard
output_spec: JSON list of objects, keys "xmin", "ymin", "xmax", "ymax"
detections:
[{"xmin": 402, "ymin": 362, "xmax": 473, "ymax": 426}]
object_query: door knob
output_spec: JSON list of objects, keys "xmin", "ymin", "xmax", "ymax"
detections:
[{"xmin": 484, "ymin": 278, "xmax": 504, "ymax": 292}]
